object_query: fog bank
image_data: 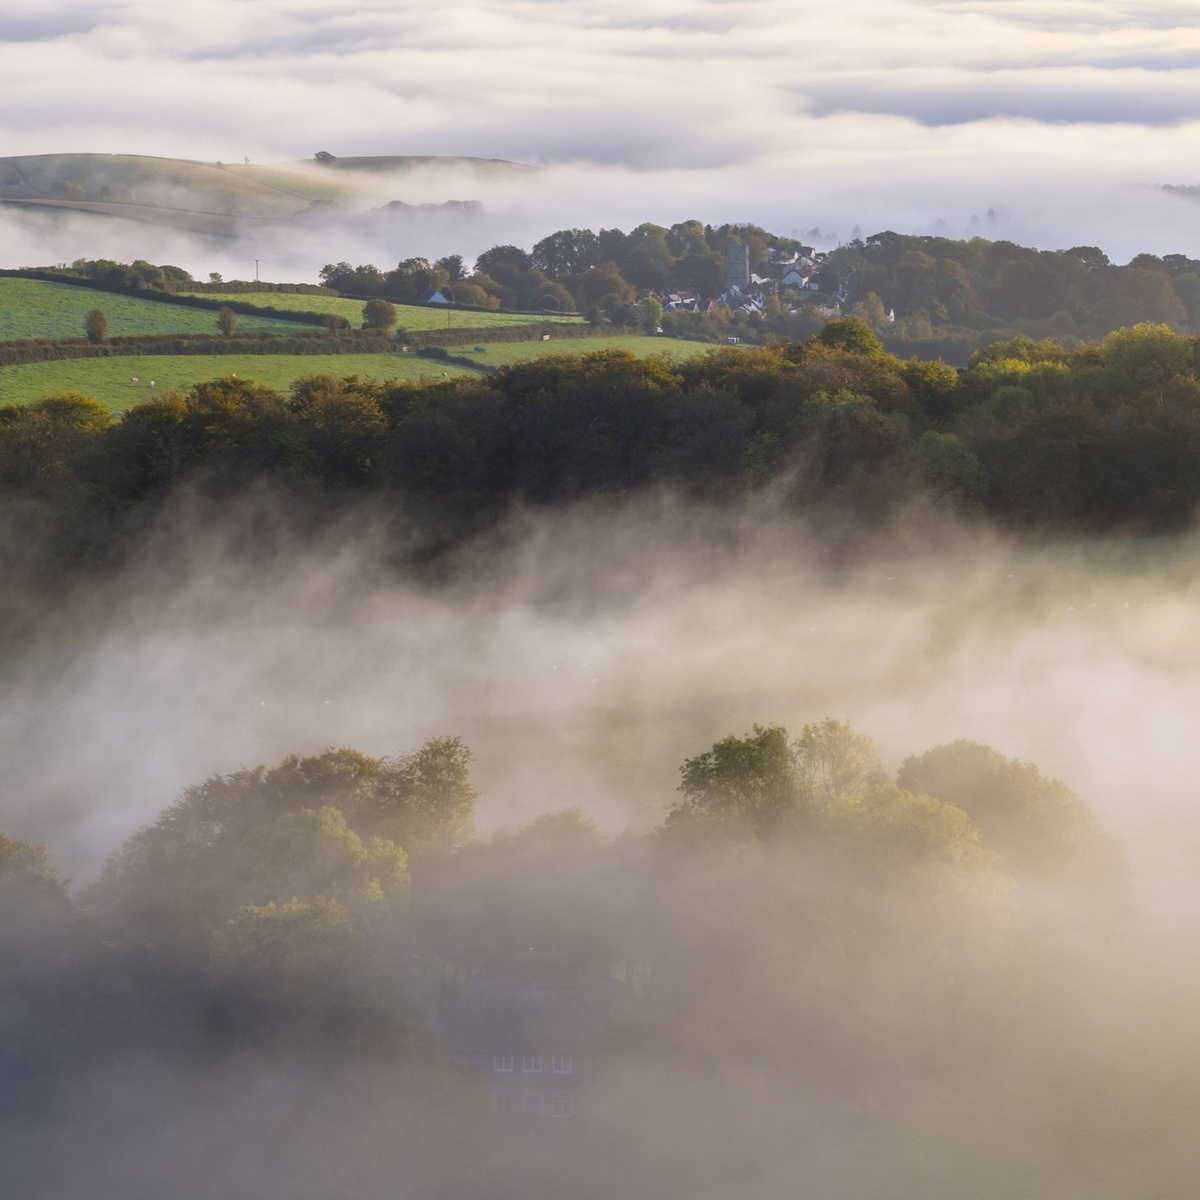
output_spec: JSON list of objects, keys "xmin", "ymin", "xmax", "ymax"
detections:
[{"xmin": 3, "ymin": 494, "xmax": 1198, "ymax": 905}]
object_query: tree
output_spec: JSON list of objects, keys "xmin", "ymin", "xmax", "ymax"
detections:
[
  {"xmin": 634, "ymin": 296, "xmax": 663, "ymax": 334},
  {"xmin": 852, "ymin": 291, "xmax": 889, "ymax": 329},
  {"xmin": 474, "ymin": 244, "xmax": 532, "ymax": 279},
  {"xmin": 622, "ymin": 223, "xmax": 675, "ymax": 291},
  {"xmin": 0, "ymin": 833, "xmax": 69, "ymax": 916},
  {"xmin": 666, "ymin": 719, "xmax": 887, "ymax": 841},
  {"xmin": 575, "ymin": 263, "xmax": 634, "ymax": 309},
  {"xmin": 436, "ymin": 254, "xmax": 466, "ymax": 282},
  {"xmin": 85, "ymin": 307, "xmax": 107, "ymax": 344},
  {"xmin": 673, "ymin": 250, "xmax": 724, "ymax": 299},
  {"xmin": 900, "ymin": 357, "xmax": 962, "ymax": 423},
  {"xmin": 216, "ymin": 306, "xmax": 237, "ymax": 336},
  {"xmin": 812, "ymin": 317, "xmax": 885, "ymax": 357},
  {"xmin": 669, "ymin": 724, "xmax": 800, "ymax": 839},
  {"xmin": 319, "ymin": 262, "xmax": 386, "ymax": 296},
  {"xmin": 916, "ymin": 431, "xmax": 986, "ymax": 508},
  {"xmin": 1100, "ymin": 322, "xmax": 1192, "ymax": 400},
  {"xmin": 289, "ymin": 375, "xmax": 388, "ymax": 484},
  {"xmin": 313, "ymin": 150, "xmax": 336, "ymax": 164},
  {"xmin": 793, "ymin": 718, "xmax": 885, "ymax": 808},
  {"xmin": 355, "ymin": 737, "xmax": 477, "ymax": 854},
  {"xmin": 531, "ymin": 229, "xmax": 601, "ymax": 279},
  {"xmin": 384, "ymin": 258, "xmax": 448, "ymax": 303},
  {"xmin": 897, "ymin": 740, "xmax": 1123, "ymax": 884},
  {"xmin": 362, "ymin": 297, "xmax": 398, "ymax": 331},
  {"xmin": 0, "ymin": 392, "xmax": 113, "ymax": 494},
  {"xmin": 823, "ymin": 782, "xmax": 994, "ymax": 877}
]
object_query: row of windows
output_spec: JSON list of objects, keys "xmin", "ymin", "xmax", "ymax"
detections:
[
  {"xmin": 493, "ymin": 1054, "xmax": 572, "ymax": 1074},
  {"xmin": 495, "ymin": 1093, "xmax": 572, "ymax": 1118}
]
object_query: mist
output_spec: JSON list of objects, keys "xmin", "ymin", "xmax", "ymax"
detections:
[
  {"xmin": 5, "ymin": 480, "xmax": 1200, "ymax": 1197},
  {"xmin": 2, "ymin": 489, "xmax": 1196, "ymax": 888},
  {"xmin": 4, "ymin": 1, "xmax": 1200, "ymax": 272},
  {"xmin": 4, "ymin": 147, "xmax": 1200, "ymax": 283},
  {"xmin": 7, "ymin": 1, "xmax": 1200, "ymax": 1193}
]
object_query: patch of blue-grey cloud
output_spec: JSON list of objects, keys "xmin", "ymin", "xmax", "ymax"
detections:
[{"xmin": 803, "ymin": 68, "xmax": 1200, "ymax": 127}]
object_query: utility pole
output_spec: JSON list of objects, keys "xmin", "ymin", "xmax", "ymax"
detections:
[{"xmin": 254, "ymin": 259, "xmax": 259, "ymax": 283}]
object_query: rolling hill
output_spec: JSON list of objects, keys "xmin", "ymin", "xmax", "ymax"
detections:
[{"xmin": 0, "ymin": 152, "xmax": 533, "ymax": 235}]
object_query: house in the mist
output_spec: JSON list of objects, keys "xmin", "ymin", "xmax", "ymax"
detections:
[
  {"xmin": 439, "ymin": 967, "xmax": 633, "ymax": 1123},
  {"xmin": 781, "ymin": 267, "xmax": 811, "ymax": 288}
]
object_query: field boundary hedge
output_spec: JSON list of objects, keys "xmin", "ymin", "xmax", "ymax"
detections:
[
  {"xmin": 0, "ymin": 322, "xmax": 622, "ymax": 366},
  {"xmin": 335, "ymin": 292, "xmax": 581, "ymax": 319},
  {"xmin": 162, "ymin": 281, "xmax": 337, "ymax": 296},
  {"xmin": 0, "ymin": 332, "xmax": 387, "ymax": 366}
]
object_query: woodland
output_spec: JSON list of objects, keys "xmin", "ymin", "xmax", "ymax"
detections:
[{"xmin": 3, "ymin": 318, "xmax": 1200, "ymax": 621}]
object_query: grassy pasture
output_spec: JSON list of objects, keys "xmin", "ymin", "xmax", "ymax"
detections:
[
  {"xmin": 449, "ymin": 334, "xmax": 712, "ymax": 368},
  {"xmin": 0, "ymin": 353, "xmax": 478, "ymax": 409},
  {"xmin": 176, "ymin": 292, "xmax": 583, "ymax": 331},
  {"xmin": 0, "ymin": 279, "xmax": 304, "ymax": 340},
  {"xmin": 0, "ymin": 336, "xmax": 716, "ymax": 410}
]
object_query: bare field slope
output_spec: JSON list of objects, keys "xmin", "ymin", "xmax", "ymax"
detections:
[{"xmin": 0, "ymin": 152, "xmax": 535, "ymax": 233}]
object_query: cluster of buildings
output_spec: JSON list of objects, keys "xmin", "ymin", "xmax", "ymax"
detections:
[{"xmin": 659, "ymin": 242, "xmax": 843, "ymax": 320}]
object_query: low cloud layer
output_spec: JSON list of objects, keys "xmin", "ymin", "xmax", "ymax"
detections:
[
  {"xmin": 4, "ymin": 495, "xmax": 1200, "ymax": 919},
  {"xmin": 1, "ymin": 1, "xmax": 1199, "ymax": 265}
]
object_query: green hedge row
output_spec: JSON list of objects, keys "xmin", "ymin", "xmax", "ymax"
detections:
[
  {"xmin": 162, "ymin": 281, "xmax": 337, "ymax": 296},
  {"xmin": 0, "ymin": 332, "xmax": 405, "ymax": 366}
]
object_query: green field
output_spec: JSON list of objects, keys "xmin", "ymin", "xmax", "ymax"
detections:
[
  {"xmin": 0, "ymin": 336, "xmax": 717, "ymax": 410},
  {"xmin": 177, "ymin": 291, "xmax": 583, "ymax": 331},
  {"xmin": 0, "ymin": 278, "xmax": 305, "ymax": 340},
  {"xmin": 0, "ymin": 353, "xmax": 477, "ymax": 409},
  {"xmin": 451, "ymin": 335, "xmax": 712, "ymax": 367}
]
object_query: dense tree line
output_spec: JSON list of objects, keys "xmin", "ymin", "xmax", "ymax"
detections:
[
  {"xmin": 318, "ymin": 225, "xmax": 1200, "ymax": 352},
  {"xmin": 25, "ymin": 226, "xmax": 1200, "ymax": 357},
  {"xmin": 317, "ymin": 221, "xmax": 801, "ymax": 319},
  {"xmin": 830, "ymin": 232, "xmax": 1200, "ymax": 344},
  {"xmin": 6, "ymin": 320, "xmax": 1200, "ymax": 603}
]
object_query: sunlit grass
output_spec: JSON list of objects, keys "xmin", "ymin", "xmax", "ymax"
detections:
[
  {"xmin": 0, "ymin": 279, "xmax": 302, "ymax": 340},
  {"xmin": 449, "ymin": 334, "xmax": 712, "ymax": 367},
  {"xmin": 176, "ymin": 292, "xmax": 584, "ymax": 330},
  {"xmin": 0, "ymin": 335, "xmax": 714, "ymax": 410},
  {"xmin": 0, "ymin": 353, "xmax": 478, "ymax": 409}
]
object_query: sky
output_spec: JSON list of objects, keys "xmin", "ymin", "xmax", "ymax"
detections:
[{"xmin": 1, "ymin": 0, "xmax": 1200, "ymax": 264}]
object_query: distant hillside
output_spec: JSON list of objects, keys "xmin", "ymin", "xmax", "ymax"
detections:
[
  {"xmin": 316, "ymin": 154, "xmax": 536, "ymax": 177},
  {"xmin": 0, "ymin": 152, "xmax": 531, "ymax": 235}
]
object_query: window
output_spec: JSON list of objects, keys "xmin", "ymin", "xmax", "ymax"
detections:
[
  {"xmin": 495, "ymin": 1093, "xmax": 514, "ymax": 1114},
  {"xmin": 521, "ymin": 1055, "xmax": 543, "ymax": 1073},
  {"xmin": 551, "ymin": 1094, "xmax": 572, "ymax": 1118},
  {"xmin": 493, "ymin": 1054, "xmax": 513, "ymax": 1072},
  {"xmin": 551, "ymin": 1056, "xmax": 573, "ymax": 1074}
]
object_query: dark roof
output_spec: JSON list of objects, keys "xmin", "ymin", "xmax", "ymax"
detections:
[{"xmin": 440, "ymin": 974, "xmax": 633, "ymax": 1057}]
